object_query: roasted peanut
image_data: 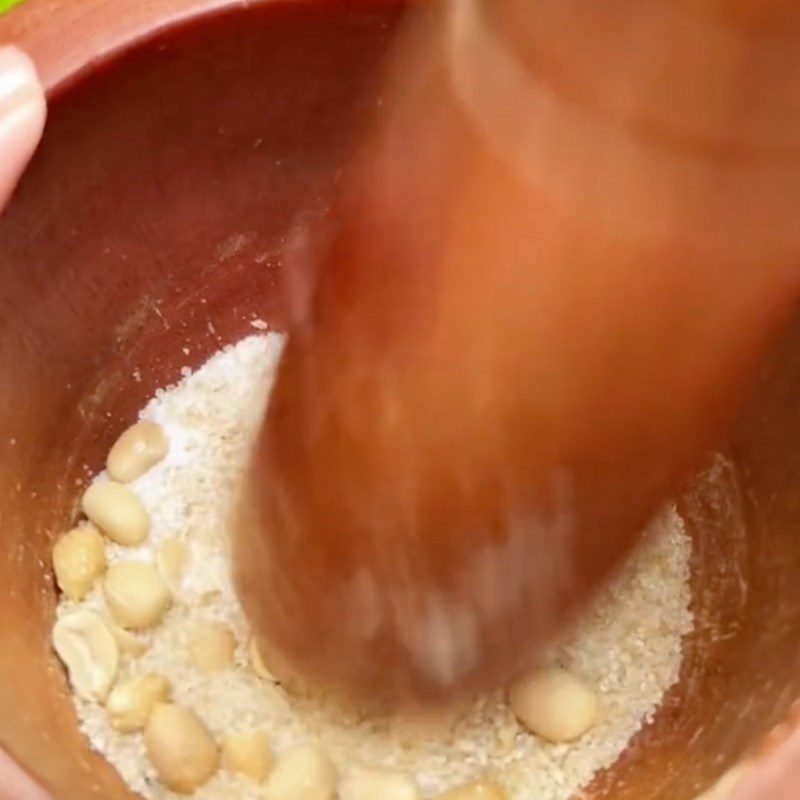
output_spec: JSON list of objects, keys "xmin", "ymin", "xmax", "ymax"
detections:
[
  {"xmin": 107, "ymin": 420, "xmax": 168, "ymax": 482},
  {"xmin": 105, "ymin": 615, "xmax": 149, "ymax": 656},
  {"xmin": 82, "ymin": 481, "xmax": 150, "ymax": 546},
  {"xmin": 437, "ymin": 779, "xmax": 508, "ymax": 800},
  {"xmin": 188, "ymin": 621, "xmax": 236, "ymax": 674},
  {"xmin": 52, "ymin": 523, "xmax": 106, "ymax": 601},
  {"xmin": 107, "ymin": 673, "xmax": 171, "ymax": 733},
  {"xmin": 104, "ymin": 561, "xmax": 171, "ymax": 630},
  {"xmin": 222, "ymin": 729, "xmax": 273, "ymax": 782},
  {"xmin": 509, "ymin": 668, "xmax": 598, "ymax": 743},
  {"xmin": 156, "ymin": 538, "xmax": 188, "ymax": 593},
  {"xmin": 52, "ymin": 611, "xmax": 119, "ymax": 701},
  {"xmin": 342, "ymin": 768, "xmax": 420, "ymax": 800},
  {"xmin": 264, "ymin": 744, "xmax": 336, "ymax": 800},
  {"xmin": 144, "ymin": 703, "xmax": 219, "ymax": 794}
]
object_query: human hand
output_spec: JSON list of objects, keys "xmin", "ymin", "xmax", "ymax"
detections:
[{"xmin": 0, "ymin": 45, "xmax": 45, "ymax": 211}]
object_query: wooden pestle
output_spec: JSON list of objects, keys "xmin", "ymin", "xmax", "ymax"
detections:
[{"xmin": 235, "ymin": 0, "xmax": 800, "ymax": 703}]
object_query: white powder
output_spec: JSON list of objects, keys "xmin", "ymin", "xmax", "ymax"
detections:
[{"xmin": 57, "ymin": 334, "xmax": 693, "ymax": 800}]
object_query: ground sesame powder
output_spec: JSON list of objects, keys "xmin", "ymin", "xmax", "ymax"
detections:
[{"xmin": 56, "ymin": 334, "xmax": 693, "ymax": 800}]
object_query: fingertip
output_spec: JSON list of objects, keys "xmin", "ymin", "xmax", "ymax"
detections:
[{"xmin": 0, "ymin": 45, "xmax": 46, "ymax": 211}]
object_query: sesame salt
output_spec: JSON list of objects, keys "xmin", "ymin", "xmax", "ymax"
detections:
[{"xmin": 58, "ymin": 334, "xmax": 693, "ymax": 800}]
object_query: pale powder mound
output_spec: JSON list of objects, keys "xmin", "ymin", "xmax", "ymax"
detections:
[{"xmin": 58, "ymin": 334, "xmax": 693, "ymax": 800}]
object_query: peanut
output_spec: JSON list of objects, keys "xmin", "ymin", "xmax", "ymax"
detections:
[
  {"xmin": 156, "ymin": 538, "xmax": 188, "ymax": 593},
  {"xmin": 52, "ymin": 523, "xmax": 106, "ymax": 601},
  {"xmin": 188, "ymin": 621, "xmax": 236, "ymax": 674},
  {"xmin": 52, "ymin": 611, "xmax": 119, "ymax": 701},
  {"xmin": 437, "ymin": 780, "xmax": 508, "ymax": 800},
  {"xmin": 264, "ymin": 744, "xmax": 336, "ymax": 800},
  {"xmin": 107, "ymin": 420, "xmax": 168, "ymax": 482},
  {"xmin": 144, "ymin": 703, "xmax": 219, "ymax": 794},
  {"xmin": 107, "ymin": 673, "xmax": 171, "ymax": 733},
  {"xmin": 509, "ymin": 668, "xmax": 598, "ymax": 743},
  {"xmin": 342, "ymin": 768, "xmax": 419, "ymax": 800},
  {"xmin": 104, "ymin": 561, "xmax": 171, "ymax": 630},
  {"xmin": 222, "ymin": 729, "xmax": 273, "ymax": 782},
  {"xmin": 82, "ymin": 481, "xmax": 149, "ymax": 546},
  {"xmin": 105, "ymin": 615, "xmax": 149, "ymax": 656}
]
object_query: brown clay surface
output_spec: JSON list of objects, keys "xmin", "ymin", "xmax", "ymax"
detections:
[{"xmin": 0, "ymin": 1, "xmax": 798, "ymax": 798}]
